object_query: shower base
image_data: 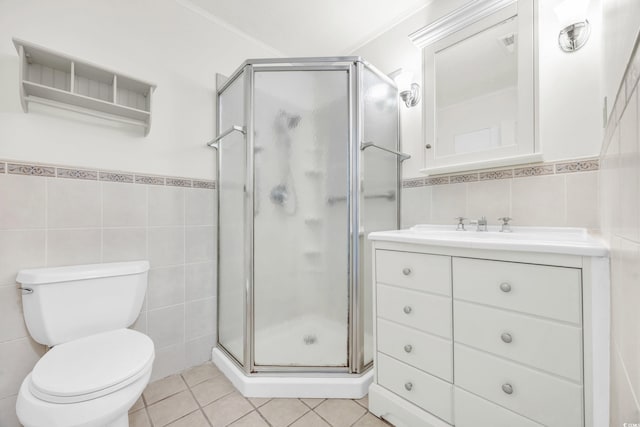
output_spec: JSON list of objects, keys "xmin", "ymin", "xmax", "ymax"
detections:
[
  {"xmin": 212, "ymin": 348, "xmax": 373, "ymax": 398},
  {"xmin": 212, "ymin": 315, "xmax": 373, "ymax": 398}
]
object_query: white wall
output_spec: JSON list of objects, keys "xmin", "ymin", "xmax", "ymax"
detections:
[
  {"xmin": 352, "ymin": 0, "xmax": 603, "ymax": 178},
  {"xmin": 0, "ymin": 0, "xmax": 279, "ymax": 180}
]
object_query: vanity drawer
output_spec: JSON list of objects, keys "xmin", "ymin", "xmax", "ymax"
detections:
[
  {"xmin": 454, "ymin": 344, "xmax": 583, "ymax": 427},
  {"xmin": 376, "ymin": 250, "xmax": 451, "ymax": 296},
  {"xmin": 377, "ymin": 352, "xmax": 453, "ymax": 424},
  {"xmin": 378, "ymin": 319, "xmax": 452, "ymax": 382},
  {"xmin": 454, "ymin": 301, "xmax": 583, "ymax": 382},
  {"xmin": 377, "ymin": 284, "xmax": 452, "ymax": 339},
  {"xmin": 453, "ymin": 258, "xmax": 582, "ymax": 324},
  {"xmin": 454, "ymin": 388, "xmax": 543, "ymax": 427}
]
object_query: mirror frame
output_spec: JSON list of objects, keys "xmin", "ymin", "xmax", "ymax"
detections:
[{"xmin": 412, "ymin": 0, "xmax": 540, "ymax": 175}]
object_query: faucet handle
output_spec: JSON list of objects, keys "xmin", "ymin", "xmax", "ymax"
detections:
[
  {"xmin": 454, "ymin": 217, "xmax": 467, "ymax": 231},
  {"xmin": 498, "ymin": 217, "xmax": 513, "ymax": 233}
]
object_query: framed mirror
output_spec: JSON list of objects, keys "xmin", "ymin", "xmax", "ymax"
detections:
[{"xmin": 413, "ymin": 0, "xmax": 540, "ymax": 175}]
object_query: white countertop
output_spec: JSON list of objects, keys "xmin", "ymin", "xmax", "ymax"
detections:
[{"xmin": 368, "ymin": 225, "xmax": 609, "ymax": 257}]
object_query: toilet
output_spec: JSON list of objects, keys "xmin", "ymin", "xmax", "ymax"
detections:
[{"xmin": 15, "ymin": 261, "xmax": 154, "ymax": 427}]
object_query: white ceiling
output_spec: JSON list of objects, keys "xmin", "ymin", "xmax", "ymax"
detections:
[{"xmin": 181, "ymin": 0, "xmax": 432, "ymax": 56}]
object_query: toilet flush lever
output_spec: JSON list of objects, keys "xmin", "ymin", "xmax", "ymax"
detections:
[{"xmin": 19, "ymin": 287, "xmax": 33, "ymax": 295}]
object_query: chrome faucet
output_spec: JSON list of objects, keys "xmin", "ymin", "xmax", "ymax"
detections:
[
  {"xmin": 498, "ymin": 217, "xmax": 513, "ymax": 233},
  {"xmin": 470, "ymin": 216, "xmax": 488, "ymax": 232},
  {"xmin": 454, "ymin": 217, "xmax": 467, "ymax": 231}
]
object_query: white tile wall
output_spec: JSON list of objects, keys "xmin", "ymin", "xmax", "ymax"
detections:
[
  {"xmin": 600, "ymin": 34, "xmax": 640, "ymax": 425},
  {"xmin": 600, "ymin": 39, "xmax": 640, "ymax": 426},
  {"xmin": 0, "ymin": 173, "xmax": 217, "ymax": 425},
  {"xmin": 402, "ymin": 171, "xmax": 599, "ymax": 229}
]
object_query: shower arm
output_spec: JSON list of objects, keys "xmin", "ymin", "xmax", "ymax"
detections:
[
  {"xmin": 360, "ymin": 141, "xmax": 411, "ymax": 162},
  {"xmin": 206, "ymin": 125, "xmax": 246, "ymax": 149}
]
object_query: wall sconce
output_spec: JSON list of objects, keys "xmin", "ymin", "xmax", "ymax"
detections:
[
  {"xmin": 393, "ymin": 70, "xmax": 421, "ymax": 108},
  {"xmin": 554, "ymin": 0, "xmax": 591, "ymax": 52}
]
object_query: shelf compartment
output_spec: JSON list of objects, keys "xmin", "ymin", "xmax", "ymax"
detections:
[
  {"xmin": 14, "ymin": 38, "xmax": 156, "ymax": 135},
  {"xmin": 73, "ymin": 62, "xmax": 114, "ymax": 103}
]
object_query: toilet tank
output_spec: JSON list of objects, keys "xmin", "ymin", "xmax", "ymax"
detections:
[{"xmin": 16, "ymin": 261, "xmax": 150, "ymax": 346}]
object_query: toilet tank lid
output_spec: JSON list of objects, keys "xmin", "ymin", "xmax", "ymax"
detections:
[{"xmin": 16, "ymin": 261, "xmax": 150, "ymax": 285}]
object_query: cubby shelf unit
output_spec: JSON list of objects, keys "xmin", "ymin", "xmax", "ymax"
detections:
[{"xmin": 13, "ymin": 38, "xmax": 156, "ymax": 136}]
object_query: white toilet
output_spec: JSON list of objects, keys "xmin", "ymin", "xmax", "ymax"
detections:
[{"xmin": 15, "ymin": 261, "xmax": 154, "ymax": 427}]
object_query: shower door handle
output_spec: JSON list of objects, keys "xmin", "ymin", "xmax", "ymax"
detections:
[
  {"xmin": 206, "ymin": 125, "xmax": 246, "ymax": 149},
  {"xmin": 360, "ymin": 141, "xmax": 411, "ymax": 161}
]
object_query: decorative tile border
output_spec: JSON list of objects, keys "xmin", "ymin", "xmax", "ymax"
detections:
[
  {"xmin": 193, "ymin": 180, "xmax": 216, "ymax": 190},
  {"xmin": 166, "ymin": 178, "xmax": 192, "ymax": 188},
  {"xmin": 479, "ymin": 169, "xmax": 513, "ymax": 180},
  {"xmin": 0, "ymin": 159, "xmax": 215, "ymax": 189},
  {"xmin": 555, "ymin": 159, "xmax": 599, "ymax": 174},
  {"xmin": 403, "ymin": 158, "xmax": 599, "ymax": 188},
  {"xmin": 425, "ymin": 176, "xmax": 450, "ymax": 186},
  {"xmin": 57, "ymin": 167, "xmax": 98, "ymax": 180},
  {"xmin": 450, "ymin": 173, "xmax": 478, "ymax": 183},
  {"xmin": 513, "ymin": 164, "xmax": 555, "ymax": 177},
  {"xmin": 7, "ymin": 163, "xmax": 55, "ymax": 177},
  {"xmin": 99, "ymin": 172, "xmax": 134, "ymax": 183},
  {"xmin": 402, "ymin": 178, "xmax": 424, "ymax": 188}
]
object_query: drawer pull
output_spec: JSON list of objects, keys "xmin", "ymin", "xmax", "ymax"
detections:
[
  {"xmin": 501, "ymin": 332, "xmax": 513, "ymax": 343},
  {"xmin": 402, "ymin": 267, "xmax": 412, "ymax": 276},
  {"xmin": 501, "ymin": 383, "xmax": 514, "ymax": 395},
  {"xmin": 403, "ymin": 305, "xmax": 412, "ymax": 314},
  {"xmin": 404, "ymin": 382, "xmax": 413, "ymax": 391},
  {"xmin": 499, "ymin": 282, "xmax": 512, "ymax": 293},
  {"xmin": 404, "ymin": 344, "xmax": 413, "ymax": 353}
]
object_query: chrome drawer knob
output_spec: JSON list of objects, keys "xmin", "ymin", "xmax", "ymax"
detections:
[
  {"xmin": 499, "ymin": 282, "xmax": 512, "ymax": 293},
  {"xmin": 402, "ymin": 267, "xmax": 412, "ymax": 276},
  {"xmin": 502, "ymin": 383, "xmax": 513, "ymax": 395},
  {"xmin": 501, "ymin": 333, "xmax": 513, "ymax": 344},
  {"xmin": 404, "ymin": 382, "xmax": 413, "ymax": 391},
  {"xmin": 404, "ymin": 344, "xmax": 413, "ymax": 353},
  {"xmin": 403, "ymin": 305, "xmax": 412, "ymax": 314}
]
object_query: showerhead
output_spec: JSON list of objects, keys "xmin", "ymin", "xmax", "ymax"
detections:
[{"xmin": 275, "ymin": 110, "xmax": 302, "ymax": 133}]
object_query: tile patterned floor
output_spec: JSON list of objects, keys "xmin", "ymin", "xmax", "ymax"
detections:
[{"xmin": 129, "ymin": 363, "xmax": 392, "ymax": 427}]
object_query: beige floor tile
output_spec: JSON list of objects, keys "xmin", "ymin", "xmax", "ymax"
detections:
[
  {"xmin": 166, "ymin": 410, "xmax": 211, "ymax": 427},
  {"xmin": 228, "ymin": 411, "xmax": 269, "ymax": 427},
  {"xmin": 315, "ymin": 399, "xmax": 367, "ymax": 427},
  {"xmin": 352, "ymin": 413, "xmax": 393, "ymax": 426},
  {"xmin": 143, "ymin": 375, "xmax": 187, "ymax": 405},
  {"xmin": 191, "ymin": 375, "xmax": 236, "ymax": 406},
  {"xmin": 300, "ymin": 398, "xmax": 325, "ymax": 409},
  {"xmin": 147, "ymin": 390, "xmax": 199, "ymax": 426},
  {"xmin": 290, "ymin": 411, "xmax": 331, "ymax": 426},
  {"xmin": 248, "ymin": 397, "xmax": 271, "ymax": 408},
  {"xmin": 258, "ymin": 398, "xmax": 310, "ymax": 427},
  {"xmin": 182, "ymin": 362, "xmax": 222, "ymax": 387},
  {"xmin": 128, "ymin": 409, "xmax": 151, "ymax": 427},
  {"xmin": 203, "ymin": 392, "xmax": 254, "ymax": 427},
  {"xmin": 354, "ymin": 395, "xmax": 369, "ymax": 409},
  {"xmin": 130, "ymin": 396, "xmax": 145, "ymax": 412}
]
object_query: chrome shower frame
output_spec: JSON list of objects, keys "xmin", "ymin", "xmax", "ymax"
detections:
[{"xmin": 214, "ymin": 57, "xmax": 403, "ymax": 376}]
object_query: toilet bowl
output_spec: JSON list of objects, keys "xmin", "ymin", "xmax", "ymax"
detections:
[{"xmin": 15, "ymin": 261, "xmax": 153, "ymax": 427}]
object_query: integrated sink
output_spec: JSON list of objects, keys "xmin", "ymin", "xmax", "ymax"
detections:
[{"xmin": 368, "ymin": 224, "xmax": 608, "ymax": 256}]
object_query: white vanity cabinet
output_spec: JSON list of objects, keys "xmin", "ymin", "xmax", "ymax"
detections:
[{"xmin": 368, "ymin": 227, "xmax": 609, "ymax": 427}]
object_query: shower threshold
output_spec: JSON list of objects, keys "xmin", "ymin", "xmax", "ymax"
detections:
[{"xmin": 211, "ymin": 348, "xmax": 373, "ymax": 399}]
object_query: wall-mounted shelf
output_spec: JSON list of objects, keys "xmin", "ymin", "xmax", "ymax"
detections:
[{"xmin": 13, "ymin": 38, "xmax": 156, "ymax": 136}]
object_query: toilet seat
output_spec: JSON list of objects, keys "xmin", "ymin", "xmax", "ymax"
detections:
[{"xmin": 29, "ymin": 329, "xmax": 154, "ymax": 404}]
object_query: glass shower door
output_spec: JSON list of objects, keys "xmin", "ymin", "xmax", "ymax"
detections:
[
  {"xmin": 360, "ymin": 65, "xmax": 400, "ymax": 366},
  {"xmin": 217, "ymin": 72, "xmax": 247, "ymax": 365},
  {"xmin": 252, "ymin": 68, "xmax": 351, "ymax": 368}
]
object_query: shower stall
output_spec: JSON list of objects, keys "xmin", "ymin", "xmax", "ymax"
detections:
[{"xmin": 209, "ymin": 57, "xmax": 407, "ymax": 397}]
